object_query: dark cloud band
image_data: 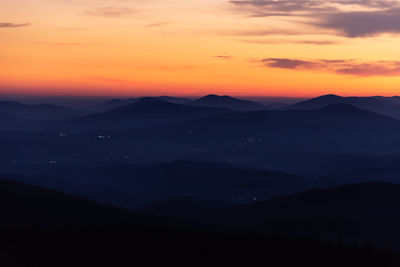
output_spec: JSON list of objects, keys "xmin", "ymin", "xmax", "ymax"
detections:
[
  {"xmin": 261, "ymin": 58, "xmax": 400, "ymax": 76},
  {"xmin": 0, "ymin": 23, "xmax": 30, "ymax": 28},
  {"xmin": 230, "ymin": 0, "xmax": 400, "ymax": 38}
]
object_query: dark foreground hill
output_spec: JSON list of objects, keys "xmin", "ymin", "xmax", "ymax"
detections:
[
  {"xmin": 0, "ymin": 179, "xmax": 399, "ymax": 267},
  {"xmin": 144, "ymin": 183, "xmax": 400, "ymax": 249},
  {"xmin": 0, "ymin": 161, "xmax": 313, "ymax": 209},
  {"xmin": 238, "ymin": 183, "xmax": 400, "ymax": 247},
  {"xmin": 0, "ymin": 179, "xmax": 140, "ymax": 228}
]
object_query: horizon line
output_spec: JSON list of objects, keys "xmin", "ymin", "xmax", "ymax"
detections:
[{"xmin": 1, "ymin": 93, "xmax": 400, "ymax": 100}]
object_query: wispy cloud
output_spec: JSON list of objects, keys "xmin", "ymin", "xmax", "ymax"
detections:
[
  {"xmin": 86, "ymin": 6, "xmax": 136, "ymax": 17},
  {"xmin": 242, "ymin": 39, "xmax": 340, "ymax": 45},
  {"xmin": 0, "ymin": 22, "xmax": 30, "ymax": 28},
  {"xmin": 220, "ymin": 28, "xmax": 311, "ymax": 36},
  {"xmin": 144, "ymin": 21, "xmax": 171, "ymax": 27},
  {"xmin": 260, "ymin": 58, "xmax": 400, "ymax": 76},
  {"xmin": 214, "ymin": 55, "xmax": 233, "ymax": 60},
  {"xmin": 230, "ymin": 0, "xmax": 398, "ymax": 15}
]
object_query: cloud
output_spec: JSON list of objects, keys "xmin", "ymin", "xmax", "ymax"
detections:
[
  {"xmin": 261, "ymin": 58, "xmax": 400, "ymax": 76},
  {"xmin": 230, "ymin": 0, "xmax": 398, "ymax": 14},
  {"xmin": 86, "ymin": 7, "xmax": 136, "ymax": 17},
  {"xmin": 221, "ymin": 28, "xmax": 314, "ymax": 36},
  {"xmin": 0, "ymin": 22, "xmax": 30, "ymax": 28},
  {"xmin": 144, "ymin": 21, "xmax": 171, "ymax": 27},
  {"xmin": 214, "ymin": 55, "xmax": 233, "ymax": 60},
  {"xmin": 262, "ymin": 58, "xmax": 319, "ymax": 69},
  {"xmin": 230, "ymin": 0, "xmax": 400, "ymax": 37},
  {"xmin": 242, "ymin": 39, "xmax": 340, "ymax": 45},
  {"xmin": 318, "ymin": 8, "xmax": 400, "ymax": 37},
  {"xmin": 294, "ymin": 40, "xmax": 339, "ymax": 45}
]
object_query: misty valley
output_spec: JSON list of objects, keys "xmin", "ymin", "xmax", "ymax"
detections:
[{"xmin": 1, "ymin": 94, "xmax": 400, "ymax": 266}]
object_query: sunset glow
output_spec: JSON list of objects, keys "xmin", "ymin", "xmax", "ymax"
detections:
[{"xmin": 2, "ymin": 0, "xmax": 400, "ymax": 97}]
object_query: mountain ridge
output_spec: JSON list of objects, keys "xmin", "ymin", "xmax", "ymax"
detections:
[
  {"xmin": 188, "ymin": 94, "xmax": 267, "ymax": 111},
  {"xmin": 58, "ymin": 98, "xmax": 233, "ymax": 131},
  {"xmin": 290, "ymin": 94, "xmax": 400, "ymax": 119}
]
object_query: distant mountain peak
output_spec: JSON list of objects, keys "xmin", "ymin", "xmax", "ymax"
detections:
[
  {"xmin": 198, "ymin": 94, "xmax": 235, "ymax": 101},
  {"xmin": 203, "ymin": 94, "xmax": 231, "ymax": 98},
  {"xmin": 291, "ymin": 94, "xmax": 343, "ymax": 107},
  {"xmin": 318, "ymin": 94, "xmax": 342, "ymax": 99},
  {"xmin": 203, "ymin": 94, "xmax": 218, "ymax": 97},
  {"xmin": 188, "ymin": 94, "xmax": 266, "ymax": 111},
  {"xmin": 289, "ymin": 94, "xmax": 400, "ymax": 119},
  {"xmin": 319, "ymin": 94, "xmax": 342, "ymax": 98},
  {"xmin": 63, "ymin": 96, "xmax": 230, "ymax": 131}
]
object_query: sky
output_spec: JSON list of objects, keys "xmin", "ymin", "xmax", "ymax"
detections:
[{"xmin": 2, "ymin": 0, "xmax": 400, "ymax": 97}]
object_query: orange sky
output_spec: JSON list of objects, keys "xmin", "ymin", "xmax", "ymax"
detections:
[{"xmin": 2, "ymin": 0, "xmax": 400, "ymax": 97}]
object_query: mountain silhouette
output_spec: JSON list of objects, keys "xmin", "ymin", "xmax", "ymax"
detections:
[
  {"xmin": 1, "ymin": 180, "xmax": 397, "ymax": 267},
  {"xmin": 244, "ymin": 182, "xmax": 400, "ymax": 221},
  {"xmin": 143, "ymin": 182, "xmax": 400, "ymax": 248},
  {"xmin": 98, "ymin": 96, "xmax": 190, "ymax": 111},
  {"xmin": 125, "ymin": 103, "xmax": 400, "ymax": 158},
  {"xmin": 60, "ymin": 98, "xmax": 231, "ymax": 131},
  {"xmin": 235, "ymin": 182, "xmax": 400, "ymax": 248},
  {"xmin": 99, "ymin": 98, "xmax": 137, "ymax": 110},
  {"xmin": 0, "ymin": 178, "xmax": 141, "ymax": 228},
  {"xmin": 5, "ymin": 94, "xmax": 400, "ymax": 266},
  {"xmin": 140, "ymin": 197, "xmax": 235, "ymax": 221},
  {"xmin": 291, "ymin": 94, "xmax": 343, "ymax": 108},
  {"xmin": 0, "ymin": 101, "xmax": 81, "ymax": 121},
  {"xmin": 157, "ymin": 96, "xmax": 190, "ymax": 104},
  {"xmin": 4, "ymin": 103, "xmax": 400, "ymax": 168},
  {"xmin": 3, "ymin": 160, "xmax": 312, "ymax": 209},
  {"xmin": 188, "ymin": 94, "xmax": 266, "ymax": 111},
  {"xmin": 290, "ymin": 94, "xmax": 400, "ymax": 119}
]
